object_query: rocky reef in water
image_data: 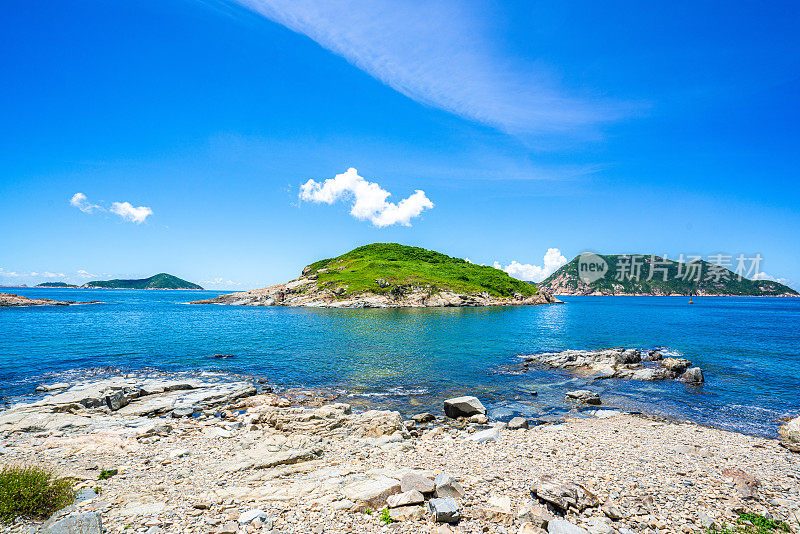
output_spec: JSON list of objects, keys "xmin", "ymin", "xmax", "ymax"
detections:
[{"xmin": 0, "ymin": 292, "xmax": 102, "ymax": 307}]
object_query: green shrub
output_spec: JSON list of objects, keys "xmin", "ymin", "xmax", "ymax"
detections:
[
  {"xmin": 98, "ymin": 469, "xmax": 117, "ymax": 480},
  {"xmin": 708, "ymin": 512, "xmax": 790, "ymax": 534},
  {"xmin": 379, "ymin": 508, "xmax": 393, "ymax": 524},
  {"xmin": 0, "ymin": 465, "xmax": 74, "ymax": 522}
]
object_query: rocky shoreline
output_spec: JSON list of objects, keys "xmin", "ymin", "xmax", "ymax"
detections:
[
  {"xmin": 1, "ymin": 375, "xmax": 799, "ymax": 534},
  {"xmin": 0, "ymin": 293, "xmax": 102, "ymax": 307},
  {"xmin": 189, "ymin": 278, "xmax": 561, "ymax": 308}
]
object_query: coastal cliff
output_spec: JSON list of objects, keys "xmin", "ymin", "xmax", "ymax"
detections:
[{"xmin": 191, "ymin": 243, "xmax": 560, "ymax": 308}]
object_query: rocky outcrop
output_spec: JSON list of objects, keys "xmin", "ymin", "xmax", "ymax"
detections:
[
  {"xmin": 189, "ymin": 277, "xmax": 561, "ymax": 308},
  {"xmin": 520, "ymin": 348, "xmax": 704, "ymax": 382},
  {"xmin": 781, "ymin": 415, "xmax": 800, "ymax": 444},
  {"xmin": 0, "ymin": 293, "xmax": 101, "ymax": 307}
]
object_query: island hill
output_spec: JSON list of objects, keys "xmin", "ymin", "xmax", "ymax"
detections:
[
  {"xmin": 191, "ymin": 243, "xmax": 560, "ymax": 308},
  {"xmin": 37, "ymin": 273, "xmax": 203, "ymax": 290},
  {"xmin": 538, "ymin": 254, "xmax": 799, "ymax": 297}
]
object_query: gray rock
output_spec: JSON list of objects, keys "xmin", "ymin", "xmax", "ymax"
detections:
[
  {"xmin": 443, "ymin": 396, "xmax": 486, "ymax": 418},
  {"xmin": 238, "ymin": 509, "xmax": 269, "ymax": 525},
  {"xmin": 565, "ymin": 390, "xmax": 601, "ymax": 405},
  {"xmin": 547, "ymin": 518, "xmax": 590, "ymax": 534},
  {"xmin": 389, "ymin": 505, "xmax": 426, "ymax": 522},
  {"xmin": 104, "ymin": 390, "xmax": 132, "ymax": 411},
  {"xmin": 411, "ymin": 412, "xmax": 435, "ymax": 423},
  {"xmin": 781, "ymin": 414, "xmax": 800, "ymax": 444},
  {"xmin": 145, "ymin": 527, "xmax": 161, "ymax": 534},
  {"xmin": 36, "ymin": 382, "xmax": 70, "ymax": 392},
  {"xmin": 469, "ymin": 427, "xmax": 501, "ymax": 443},
  {"xmin": 387, "ymin": 490, "xmax": 424, "ymax": 508},
  {"xmin": 341, "ymin": 475, "xmax": 401, "ymax": 511},
  {"xmin": 428, "ymin": 497, "xmax": 460, "ymax": 524},
  {"xmin": 518, "ymin": 502, "xmax": 553, "ymax": 528},
  {"xmin": 44, "ymin": 512, "xmax": 102, "ymax": 534},
  {"xmin": 171, "ymin": 407, "xmax": 195, "ymax": 418},
  {"xmin": 434, "ymin": 474, "xmax": 465, "ymax": 500},
  {"xmin": 680, "ymin": 367, "xmax": 704, "ymax": 383},
  {"xmin": 697, "ymin": 510, "xmax": 716, "ymax": 529},
  {"xmin": 508, "ymin": 417, "xmax": 529, "ymax": 430},
  {"xmin": 400, "ymin": 471, "xmax": 435, "ymax": 494},
  {"xmin": 532, "ymin": 476, "xmax": 599, "ymax": 512},
  {"xmin": 74, "ymin": 488, "xmax": 97, "ymax": 504}
]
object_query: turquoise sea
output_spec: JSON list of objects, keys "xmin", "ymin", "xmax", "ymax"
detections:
[{"xmin": 2, "ymin": 288, "xmax": 799, "ymax": 437}]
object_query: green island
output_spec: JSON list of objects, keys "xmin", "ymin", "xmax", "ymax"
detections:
[
  {"xmin": 81, "ymin": 273, "xmax": 203, "ymax": 290},
  {"xmin": 34, "ymin": 282, "xmax": 78, "ymax": 288},
  {"xmin": 305, "ymin": 243, "xmax": 537, "ymax": 298},
  {"xmin": 539, "ymin": 254, "xmax": 799, "ymax": 296}
]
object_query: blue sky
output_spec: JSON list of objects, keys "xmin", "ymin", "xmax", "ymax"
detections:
[{"xmin": 1, "ymin": 0, "xmax": 799, "ymax": 289}]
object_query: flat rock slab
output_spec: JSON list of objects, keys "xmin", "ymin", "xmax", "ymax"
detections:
[
  {"xmin": 548, "ymin": 518, "xmax": 590, "ymax": 534},
  {"xmin": 341, "ymin": 475, "xmax": 401, "ymax": 511},
  {"xmin": 44, "ymin": 512, "xmax": 102, "ymax": 534}
]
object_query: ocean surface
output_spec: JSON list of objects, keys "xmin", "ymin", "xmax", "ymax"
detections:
[{"xmin": 2, "ymin": 288, "xmax": 799, "ymax": 438}]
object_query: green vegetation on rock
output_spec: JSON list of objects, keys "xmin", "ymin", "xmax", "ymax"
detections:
[
  {"xmin": 303, "ymin": 243, "xmax": 537, "ymax": 298},
  {"xmin": 0, "ymin": 465, "xmax": 74, "ymax": 522},
  {"xmin": 539, "ymin": 254, "xmax": 798, "ymax": 296},
  {"xmin": 707, "ymin": 512, "xmax": 790, "ymax": 534},
  {"xmin": 82, "ymin": 273, "xmax": 203, "ymax": 290}
]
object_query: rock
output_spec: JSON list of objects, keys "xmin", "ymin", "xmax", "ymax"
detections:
[
  {"xmin": 519, "ymin": 522, "xmax": 547, "ymax": 534},
  {"xmin": 631, "ymin": 368, "xmax": 671, "ymax": 381},
  {"xmin": 36, "ymin": 382, "xmax": 70, "ymax": 392},
  {"xmin": 400, "ymin": 471, "xmax": 435, "ymax": 494},
  {"xmin": 387, "ymin": 490, "xmax": 425, "ymax": 508},
  {"xmin": 104, "ymin": 390, "xmax": 132, "ymax": 411},
  {"xmin": 680, "ymin": 367, "xmax": 704, "ymax": 383},
  {"xmin": 468, "ymin": 413, "xmax": 489, "ymax": 424},
  {"xmin": 565, "ymin": 390, "xmax": 601, "ymax": 405},
  {"xmin": 508, "ymin": 417, "xmax": 529, "ymax": 430},
  {"xmin": 722, "ymin": 468, "xmax": 760, "ymax": 499},
  {"xmin": 547, "ymin": 518, "xmax": 590, "ymax": 534},
  {"xmin": 217, "ymin": 520, "xmax": 238, "ymax": 534},
  {"xmin": 434, "ymin": 473, "xmax": 465, "ymax": 500},
  {"xmin": 602, "ymin": 501, "xmax": 624, "ymax": 520},
  {"xmin": 697, "ymin": 509, "xmax": 716, "ymax": 529},
  {"xmin": 412, "ymin": 412, "xmax": 435, "ymax": 423},
  {"xmin": 443, "ymin": 396, "xmax": 486, "ymax": 418},
  {"xmin": 428, "ymin": 496, "xmax": 461, "ymax": 524},
  {"xmin": 169, "ymin": 448, "xmax": 190, "ymax": 458},
  {"xmin": 780, "ymin": 415, "xmax": 800, "ymax": 443},
  {"xmin": 144, "ymin": 527, "xmax": 161, "ymax": 534},
  {"xmin": 341, "ymin": 475, "xmax": 401, "ymax": 511},
  {"xmin": 469, "ymin": 427, "xmax": 501, "ymax": 443},
  {"xmin": 662, "ymin": 357, "xmax": 692, "ymax": 375},
  {"xmin": 584, "ymin": 517, "xmax": 613, "ymax": 534},
  {"xmin": 389, "ymin": 505, "xmax": 426, "ymax": 521},
  {"xmin": 238, "ymin": 509, "xmax": 269, "ymax": 525},
  {"xmin": 74, "ymin": 488, "xmax": 97, "ymax": 504},
  {"xmin": 532, "ymin": 476, "xmax": 599, "ymax": 512},
  {"xmin": 171, "ymin": 407, "xmax": 195, "ymax": 418},
  {"xmin": 43, "ymin": 512, "xmax": 102, "ymax": 534},
  {"xmin": 518, "ymin": 502, "xmax": 553, "ymax": 528}
]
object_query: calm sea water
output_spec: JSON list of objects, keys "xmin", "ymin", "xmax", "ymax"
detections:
[{"xmin": 2, "ymin": 288, "xmax": 799, "ymax": 437}]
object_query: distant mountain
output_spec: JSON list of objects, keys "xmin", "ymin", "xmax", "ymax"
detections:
[
  {"xmin": 35, "ymin": 282, "xmax": 78, "ymax": 288},
  {"xmin": 538, "ymin": 254, "xmax": 798, "ymax": 297},
  {"xmin": 81, "ymin": 273, "xmax": 203, "ymax": 290}
]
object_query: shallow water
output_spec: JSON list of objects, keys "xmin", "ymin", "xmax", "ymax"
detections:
[{"xmin": 2, "ymin": 288, "xmax": 799, "ymax": 437}]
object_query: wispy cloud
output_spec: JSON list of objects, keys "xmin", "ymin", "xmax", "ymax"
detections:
[
  {"xmin": 234, "ymin": 0, "xmax": 629, "ymax": 138},
  {"xmin": 299, "ymin": 167, "xmax": 433, "ymax": 227},
  {"xmin": 201, "ymin": 277, "xmax": 243, "ymax": 288},
  {"xmin": 494, "ymin": 248, "xmax": 568, "ymax": 282},
  {"xmin": 69, "ymin": 193, "xmax": 153, "ymax": 224}
]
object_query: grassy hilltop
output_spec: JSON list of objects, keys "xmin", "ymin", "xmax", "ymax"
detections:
[{"xmin": 302, "ymin": 243, "xmax": 537, "ymax": 298}]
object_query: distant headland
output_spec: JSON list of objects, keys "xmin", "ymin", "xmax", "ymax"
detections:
[
  {"xmin": 191, "ymin": 243, "xmax": 559, "ymax": 308},
  {"xmin": 538, "ymin": 254, "xmax": 798, "ymax": 297},
  {"xmin": 36, "ymin": 273, "xmax": 203, "ymax": 290}
]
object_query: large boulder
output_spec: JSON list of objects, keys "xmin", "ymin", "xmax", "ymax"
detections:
[
  {"xmin": 443, "ymin": 396, "xmax": 486, "ymax": 418},
  {"xmin": 679, "ymin": 367, "xmax": 704, "ymax": 383},
  {"xmin": 780, "ymin": 415, "xmax": 800, "ymax": 444},
  {"xmin": 341, "ymin": 475, "xmax": 401, "ymax": 511},
  {"xmin": 428, "ymin": 497, "xmax": 460, "ymax": 524}
]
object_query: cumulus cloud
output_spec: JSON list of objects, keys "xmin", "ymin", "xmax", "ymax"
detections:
[
  {"xmin": 494, "ymin": 248, "xmax": 568, "ymax": 283},
  {"xmin": 70, "ymin": 193, "xmax": 101, "ymax": 214},
  {"xmin": 76, "ymin": 270, "xmax": 95, "ymax": 278},
  {"xmin": 70, "ymin": 193, "xmax": 153, "ymax": 224},
  {"xmin": 299, "ymin": 168, "xmax": 433, "ymax": 227},
  {"xmin": 110, "ymin": 202, "xmax": 153, "ymax": 224}
]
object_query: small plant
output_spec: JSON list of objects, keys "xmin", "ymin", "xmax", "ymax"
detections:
[
  {"xmin": 379, "ymin": 508, "xmax": 393, "ymax": 524},
  {"xmin": 364, "ymin": 508, "xmax": 373, "ymax": 515},
  {"xmin": 708, "ymin": 512, "xmax": 790, "ymax": 534},
  {"xmin": 93, "ymin": 486, "xmax": 102, "ymax": 494},
  {"xmin": 0, "ymin": 465, "xmax": 75, "ymax": 522},
  {"xmin": 98, "ymin": 468, "xmax": 117, "ymax": 480}
]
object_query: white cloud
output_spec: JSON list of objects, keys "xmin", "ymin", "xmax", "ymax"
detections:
[
  {"xmin": 752, "ymin": 272, "xmax": 790, "ymax": 285},
  {"xmin": 494, "ymin": 248, "xmax": 568, "ymax": 283},
  {"xmin": 299, "ymin": 167, "xmax": 433, "ymax": 227},
  {"xmin": 70, "ymin": 193, "xmax": 153, "ymax": 224},
  {"xmin": 233, "ymin": 1, "xmax": 629, "ymax": 138},
  {"xmin": 70, "ymin": 193, "xmax": 101, "ymax": 214},
  {"xmin": 76, "ymin": 270, "xmax": 95, "ymax": 278},
  {"xmin": 201, "ymin": 277, "xmax": 242, "ymax": 287},
  {"xmin": 110, "ymin": 202, "xmax": 153, "ymax": 224}
]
